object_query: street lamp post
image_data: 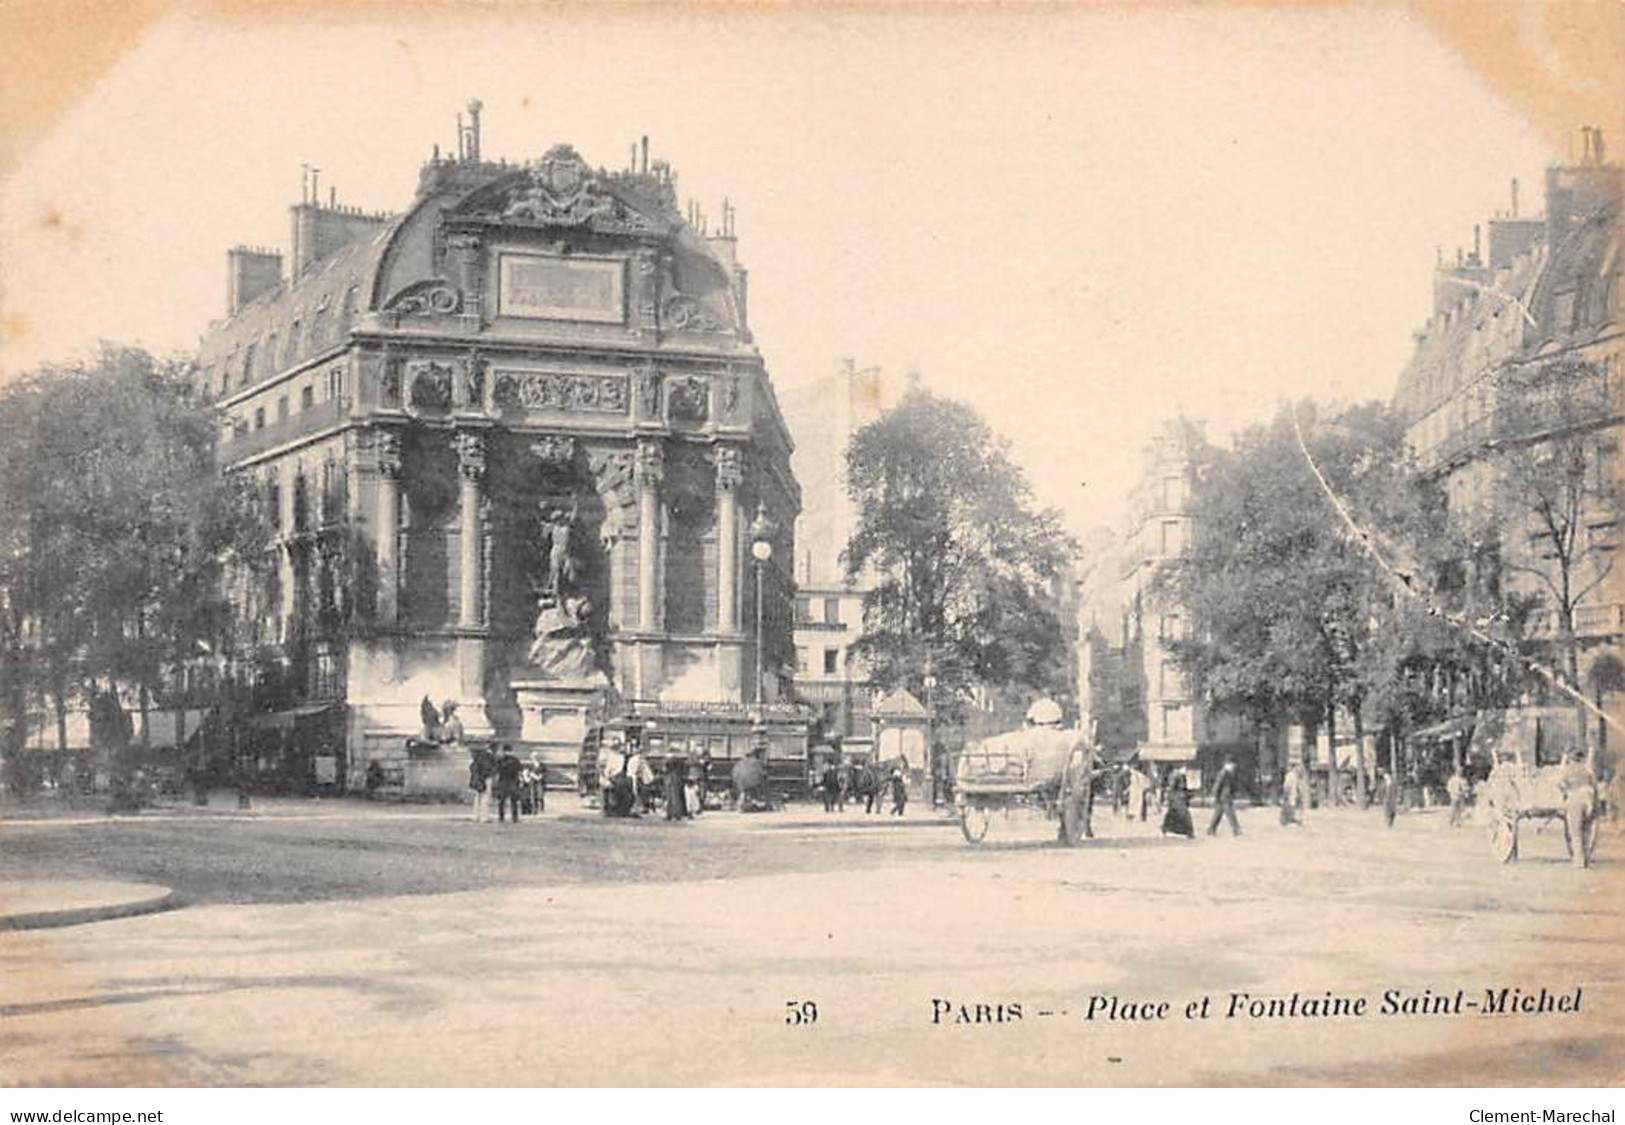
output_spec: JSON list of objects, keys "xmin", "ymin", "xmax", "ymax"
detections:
[{"xmin": 749, "ymin": 504, "xmax": 775, "ymax": 706}]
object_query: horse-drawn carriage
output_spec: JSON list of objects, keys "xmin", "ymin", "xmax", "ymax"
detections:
[
  {"xmin": 952, "ymin": 720, "xmax": 1095, "ymax": 846},
  {"xmin": 1475, "ymin": 709, "xmax": 1602, "ymax": 867}
]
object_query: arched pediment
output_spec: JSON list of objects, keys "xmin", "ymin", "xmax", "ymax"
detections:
[{"xmin": 448, "ymin": 144, "xmax": 678, "ymax": 239}]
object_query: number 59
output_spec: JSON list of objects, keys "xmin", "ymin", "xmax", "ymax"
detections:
[{"xmin": 785, "ymin": 1000, "xmax": 818, "ymax": 1026}]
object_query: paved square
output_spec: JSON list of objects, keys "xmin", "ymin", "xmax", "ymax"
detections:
[{"xmin": 2, "ymin": 799, "xmax": 1620, "ymax": 1086}]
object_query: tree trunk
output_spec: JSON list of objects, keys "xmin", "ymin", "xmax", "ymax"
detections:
[
  {"xmin": 1353, "ymin": 705, "xmax": 1368, "ymax": 808},
  {"xmin": 1562, "ymin": 622, "xmax": 1592, "ymax": 768},
  {"xmin": 52, "ymin": 682, "xmax": 68, "ymax": 754},
  {"xmin": 1325, "ymin": 700, "xmax": 1341, "ymax": 806}
]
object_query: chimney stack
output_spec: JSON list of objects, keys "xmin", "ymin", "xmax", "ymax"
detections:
[
  {"xmin": 465, "ymin": 98, "xmax": 483, "ymax": 163},
  {"xmin": 227, "ymin": 246, "xmax": 283, "ymax": 316}
]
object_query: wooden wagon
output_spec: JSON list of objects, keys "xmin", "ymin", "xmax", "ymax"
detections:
[
  {"xmin": 1475, "ymin": 710, "xmax": 1601, "ymax": 867},
  {"xmin": 952, "ymin": 727, "xmax": 1095, "ymax": 846}
]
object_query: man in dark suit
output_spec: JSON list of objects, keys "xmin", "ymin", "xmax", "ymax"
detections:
[
  {"xmin": 1207, "ymin": 758, "xmax": 1242, "ymax": 837},
  {"xmin": 494, "ymin": 744, "xmax": 524, "ymax": 824}
]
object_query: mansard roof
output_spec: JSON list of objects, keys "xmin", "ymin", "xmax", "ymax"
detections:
[
  {"xmin": 197, "ymin": 224, "xmax": 396, "ymax": 379},
  {"xmin": 1395, "ymin": 191, "xmax": 1620, "ymax": 423},
  {"xmin": 196, "ymin": 141, "xmax": 743, "ymax": 394}
]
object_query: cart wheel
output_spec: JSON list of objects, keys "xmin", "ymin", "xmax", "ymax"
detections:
[
  {"xmin": 960, "ymin": 803, "xmax": 991, "ymax": 844},
  {"xmin": 1489, "ymin": 813, "xmax": 1517, "ymax": 864},
  {"xmin": 1059, "ymin": 795, "xmax": 1087, "ymax": 847}
]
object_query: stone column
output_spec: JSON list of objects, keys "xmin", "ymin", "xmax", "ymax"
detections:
[
  {"xmin": 375, "ymin": 429, "xmax": 402, "ymax": 625},
  {"xmin": 635, "ymin": 439, "xmax": 664, "ymax": 631},
  {"xmin": 456, "ymin": 431, "xmax": 486, "ymax": 629},
  {"xmin": 714, "ymin": 445, "xmax": 742, "ymax": 633}
]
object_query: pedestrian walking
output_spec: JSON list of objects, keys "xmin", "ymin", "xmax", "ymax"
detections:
[
  {"xmin": 1128, "ymin": 765, "xmax": 1149, "ymax": 823},
  {"xmin": 685, "ymin": 756, "xmax": 703, "ymax": 817},
  {"xmin": 468, "ymin": 743, "xmax": 493, "ymax": 823},
  {"xmin": 1446, "ymin": 767, "xmax": 1468, "ymax": 828},
  {"xmin": 889, "ymin": 763, "xmax": 908, "ymax": 816},
  {"xmin": 664, "ymin": 754, "xmax": 690, "ymax": 820},
  {"xmin": 1377, "ymin": 769, "xmax": 1397, "ymax": 828},
  {"xmin": 1207, "ymin": 758, "xmax": 1242, "ymax": 837},
  {"xmin": 1280, "ymin": 762, "xmax": 1307, "ymax": 827},
  {"xmin": 494, "ymin": 744, "xmax": 523, "ymax": 824},
  {"xmin": 1161, "ymin": 771, "xmax": 1195, "ymax": 838}
]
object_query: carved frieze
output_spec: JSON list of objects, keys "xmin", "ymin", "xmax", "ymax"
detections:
[
  {"xmin": 382, "ymin": 279, "xmax": 463, "ymax": 318},
  {"xmin": 662, "ymin": 294, "xmax": 727, "ymax": 333},
  {"xmin": 406, "ymin": 359, "xmax": 454, "ymax": 411},
  {"xmin": 668, "ymin": 375, "xmax": 710, "ymax": 424},
  {"xmin": 492, "ymin": 370, "xmax": 629, "ymax": 414}
]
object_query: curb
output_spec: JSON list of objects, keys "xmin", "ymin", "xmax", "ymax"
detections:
[{"xmin": 0, "ymin": 888, "xmax": 183, "ymax": 932}]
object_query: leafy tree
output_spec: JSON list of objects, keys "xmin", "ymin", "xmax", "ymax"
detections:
[
  {"xmin": 1161, "ymin": 401, "xmax": 1437, "ymax": 801},
  {"xmin": 843, "ymin": 389, "xmax": 1075, "ymax": 722},
  {"xmin": 1488, "ymin": 357, "xmax": 1621, "ymax": 762},
  {"xmin": 0, "ymin": 345, "xmax": 268, "ymax": 789}
]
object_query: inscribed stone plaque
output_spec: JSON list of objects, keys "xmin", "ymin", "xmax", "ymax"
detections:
[{"xmin": 498, "ymin": 253, "xmax": 626, "ymax": 324}]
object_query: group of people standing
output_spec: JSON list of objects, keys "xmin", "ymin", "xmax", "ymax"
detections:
[{"xmin": 468, "ymin": 743, "xmax": 547, "ymax": 824}]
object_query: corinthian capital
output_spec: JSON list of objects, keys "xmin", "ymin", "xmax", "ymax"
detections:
[
  {"xmin": 456, "ymin": 431, "xmax": 487, "ymax": 481},
  {"xmin": 376, "ymin": 429, "xmax": 403, "ymax": 478},
  {"xmin": 713, "ymin": 445, "xmax": 743, "ymax": 491},
  {"xmin": 635, "ymin": 438, "xmax": 664, "ymax": 488}
]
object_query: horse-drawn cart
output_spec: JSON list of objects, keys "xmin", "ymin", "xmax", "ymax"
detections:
[
  {"xmin": 953, "ymin": 726, "xmax": 1095, "ymax": 846},
  {"xmin": 1475, "ymin": 710, "xmax": 1602, "ymax": 867}
]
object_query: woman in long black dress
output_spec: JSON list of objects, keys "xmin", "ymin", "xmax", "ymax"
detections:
[{"xmin": 1162, "ymin": 772, "xmax": 1195, "ymax": 838}]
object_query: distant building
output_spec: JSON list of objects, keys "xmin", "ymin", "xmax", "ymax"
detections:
[
  {"xmin": 192, "ymin": 108, "xmax": 802, "ymax": 791},
  {"xmin": 1078, "ymin": 418, "xmax": 1253, "ymax": 787},
  {"xmin": 779, "ymin": 359, "xmax": 907, "ymax": 750},
  {"xmin": 793, "ymin": 584, "xmax": 872, "ymax": 749}
]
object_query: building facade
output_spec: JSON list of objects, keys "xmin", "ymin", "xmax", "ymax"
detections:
[
  {"xmin": 193, "ymin": 112, "xmax": 800, "ymax": 788},
  {"xmin": 1078, "ymin": 418, "xmax": 1254, "ymax": 788},
  {"xmin": 1392, "ymin": 132, "xmax": 1623, "ymax": 753},
  {"xmin": 792, "ymin": 583, "xmax": 872, "ymax": 748}
]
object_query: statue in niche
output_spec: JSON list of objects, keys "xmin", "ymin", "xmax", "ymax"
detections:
[
  {"xmin": 523, "ymin": 495, "xmax": 604, "ymax": 682},
  {"xmin": 525, "ymin": 593, "xmax": 598, "ymax": 680},
  {"xmin": 539, "ymin": 497, "xmax": 580, "ymax": 599}
]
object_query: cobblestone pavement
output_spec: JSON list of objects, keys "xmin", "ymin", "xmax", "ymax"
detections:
[{"xmin": 1, "ymin": 800, "xmax": 1619, "ymax": 1086}]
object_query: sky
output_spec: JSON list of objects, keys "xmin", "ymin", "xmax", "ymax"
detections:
[{"xmin": 0, "ymin": 5, "xmax": 1588, "ymax": 537}]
